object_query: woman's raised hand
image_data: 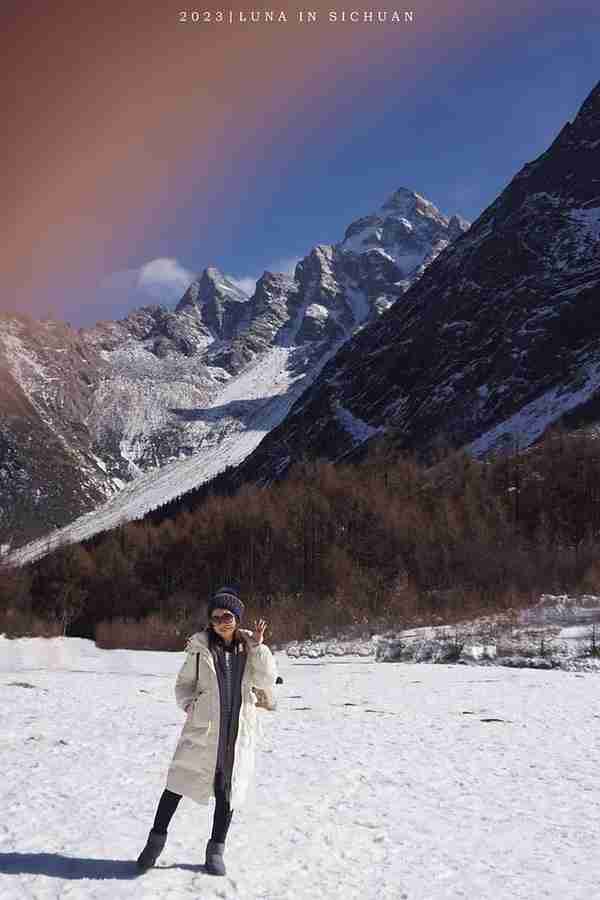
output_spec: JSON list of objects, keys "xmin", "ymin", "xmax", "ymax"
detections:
[
  {"xmin": 237, "ymin": 618, "xmax": 268, "ymax": 646},
  {"xmin": 254, "ymin": 618, "xmax": 267, "ymax": 644}
]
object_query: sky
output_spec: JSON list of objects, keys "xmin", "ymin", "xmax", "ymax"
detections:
[{"xmin": 2, "ymin": 0, "xmax": 599, "ymax": 327}]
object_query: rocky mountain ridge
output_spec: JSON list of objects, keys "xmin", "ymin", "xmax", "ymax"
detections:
[
  {"xmin": 1, "ymin": 187, "xmax": 468, "ymax": 550},
  {"xmin": 222, "ymin": 80, "xmax": 600, "ymax": 488}
]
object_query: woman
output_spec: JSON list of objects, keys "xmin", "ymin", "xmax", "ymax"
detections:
[{"xmin": 137, "ymin": 584, "xmax": 277, "ymax": 876}]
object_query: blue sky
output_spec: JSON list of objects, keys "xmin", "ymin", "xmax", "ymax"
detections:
[{"xmin": 30, "ymin": 4, "xmax": 600, "ymax": 327}]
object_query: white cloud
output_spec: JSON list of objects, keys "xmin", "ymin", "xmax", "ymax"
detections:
[
  {"xmin": 97, "ymin": 258, "xmax": 196, "ymax": 311},
  {"xmin": 136, "ymin": 257, "xmax": 195, "ymax": 302},
  {"xmin": 89, "ymin": 258, "xmax": 196, "ymax": 325}
]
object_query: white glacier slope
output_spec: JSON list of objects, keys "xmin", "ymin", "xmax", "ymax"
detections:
[{"xmin": 8, "ymin": 342, "xmax": 340, "ymax": 567}]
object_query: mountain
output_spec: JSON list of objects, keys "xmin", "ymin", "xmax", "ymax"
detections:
[
  {"xmin": 175, "ymin": 266, "xmax": 250, "ymax": 343},
  {"xmin": 218, "ymin": 80, "xmax": 600, "ymax": 487},
  {"xmin": 1, "ymin": 190, "xmax": 468, "ymax": 554}
]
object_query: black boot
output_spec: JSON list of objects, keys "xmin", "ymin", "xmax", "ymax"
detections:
[
  {"xmin": 205, "ymin": 839, "xmax": 226, "ymax": 875},
  {"xmin": 137, "ymin": 829, "xmax": 167, "ymax": 870}
]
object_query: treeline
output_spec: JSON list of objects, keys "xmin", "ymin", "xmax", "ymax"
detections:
[{"xmin": 3, "ymin": 428, "xmax": 600, "ymax": 648}]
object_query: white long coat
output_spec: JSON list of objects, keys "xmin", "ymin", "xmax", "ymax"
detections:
[{"xmin": 165, "ymin": 629, "xmax": 277, "ymax": 809}]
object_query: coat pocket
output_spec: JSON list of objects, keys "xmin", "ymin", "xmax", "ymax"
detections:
[{"xmin": 190, "ymin": 692, "xmax": 211, "ymax": 729}]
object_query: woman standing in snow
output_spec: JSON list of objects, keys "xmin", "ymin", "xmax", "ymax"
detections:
[{"xmin": 137, "ymin": 584, "xmax": 277, "ymax": 876}]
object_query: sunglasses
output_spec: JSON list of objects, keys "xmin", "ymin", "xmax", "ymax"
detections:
[{"xmin": 210, "ymin": 612, "xmax": 236, "ymax": 624}]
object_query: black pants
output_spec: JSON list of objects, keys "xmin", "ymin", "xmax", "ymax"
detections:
[{"xmin": 152, "ymin": 770, "xmax": 233, "ymax": 843}]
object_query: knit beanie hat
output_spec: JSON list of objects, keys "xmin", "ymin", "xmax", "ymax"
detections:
[{"xmin": 208, "ymin": 584, "xmax": 245, "ymax": 622}]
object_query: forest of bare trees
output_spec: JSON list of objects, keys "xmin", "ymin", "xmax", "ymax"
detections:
[{"xmin": 3, "ymin": 428, "xmax": 600, "ymax": 649}]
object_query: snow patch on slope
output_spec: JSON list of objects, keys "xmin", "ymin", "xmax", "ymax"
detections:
[
  {"xmin": 467, "ymin": 354, "xmax": 600, "ymax": 456},
  {"xmin": 343, "ymin": 284, "xmax": 371, "ymax": 325}
]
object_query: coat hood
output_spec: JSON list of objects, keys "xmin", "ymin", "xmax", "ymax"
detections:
[{"xmin": 185, "ymin": 631, "xmax": 209, "ymax": 653}]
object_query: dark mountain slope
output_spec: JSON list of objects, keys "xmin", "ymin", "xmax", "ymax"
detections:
[{"xmin": 221, "ymin": 81, "xmax": 600, "ymax": 485}]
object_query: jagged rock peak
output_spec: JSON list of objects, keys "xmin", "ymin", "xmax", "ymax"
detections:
[
  {"xmin": 339, "ymin": 188, "xmax": 470, "ymax": 276},
  {"xmin": 448, "ymin": 214, "xmax": 471, "ymax": 240},
  {"xmin": 257, "ymin": 269, "xmax": 296, "ymax": 287},
  {"xmin": 294, "ymin": 245, "xmax": 338, "ymax": 292},
  {"xmin": 176, "ymin": 266, "xmax": 249, "ymax": 313},
  {"xmin": 380, "ymin": 187, "xmax": 448, "ymax": 225},
  {"xmin": 340, "ymin": 187, "xmax": 470, "ymax": 253}
]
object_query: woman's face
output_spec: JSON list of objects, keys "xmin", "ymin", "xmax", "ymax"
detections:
[{"xmin": 210, "ymin": 607, "xmax": 237, "ymax": 640}]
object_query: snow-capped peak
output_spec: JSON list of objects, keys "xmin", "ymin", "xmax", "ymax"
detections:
[
  {"xmin": 379, "ymin": 186, "xmax": 448, "ymax": 225},
  {"xmin": 338, "ymin": 187, "xmax": 470, "ymax": 280}
]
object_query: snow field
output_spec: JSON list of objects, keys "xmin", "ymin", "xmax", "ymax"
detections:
[{"xmin": 2, "ymin": 638, "xmax": 600, "ymax": 898}]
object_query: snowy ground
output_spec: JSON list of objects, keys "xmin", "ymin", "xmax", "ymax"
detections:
[{"xmin": 2, "ymin": 636, "xmax": 600, "ymax": 899}]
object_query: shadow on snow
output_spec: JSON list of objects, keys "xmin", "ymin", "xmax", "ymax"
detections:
[{"xmin": 0, "ymin": 851, "xmax": 214, "ymax": 880}]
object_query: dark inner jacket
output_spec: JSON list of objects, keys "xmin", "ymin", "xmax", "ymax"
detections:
[{"xmin": 207, "ymin": 628, "xmax": 247, "ymax": 795}]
